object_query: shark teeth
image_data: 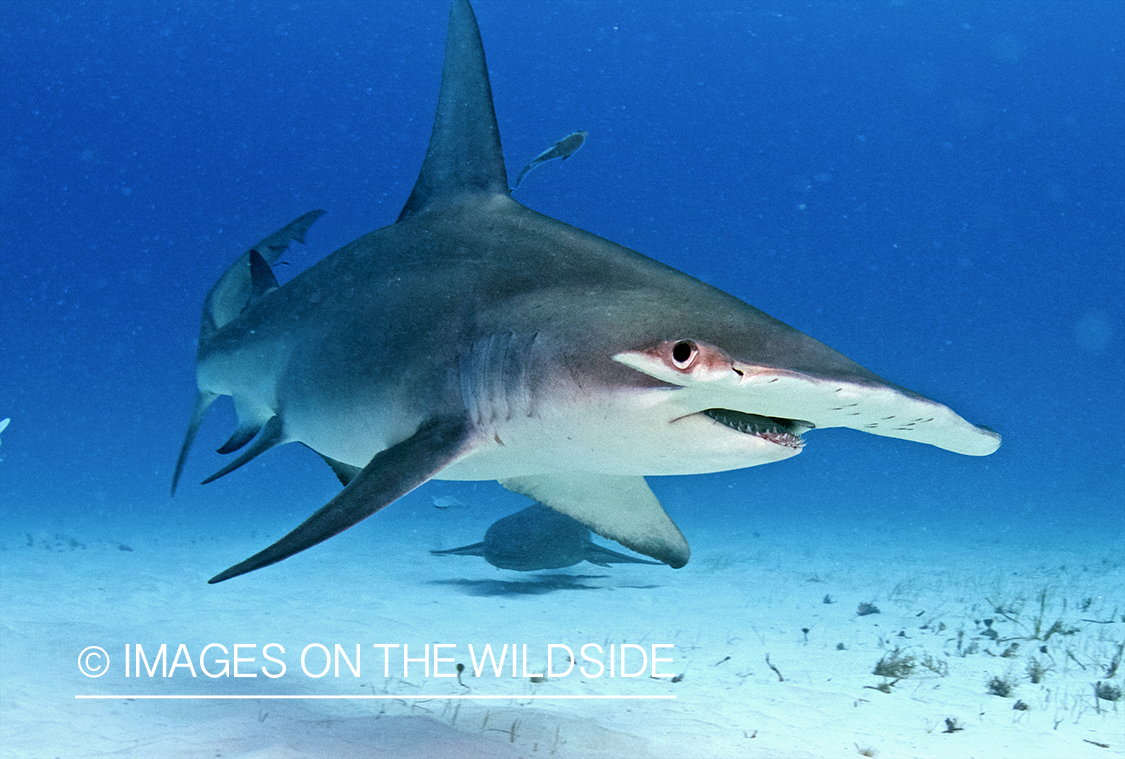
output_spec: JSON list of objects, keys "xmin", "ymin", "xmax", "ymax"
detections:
[{"xmin": 702, "ymin": 409, "xmax": 806, "ymax": 449}]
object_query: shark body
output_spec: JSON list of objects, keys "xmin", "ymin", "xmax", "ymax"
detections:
[
  {"xmin": 174, "ymin": 0, "xmax": 999, "ymax": 584},
  {"xmin": 431, "ymin": 504, "xmax": 663, "ymax": 571}
]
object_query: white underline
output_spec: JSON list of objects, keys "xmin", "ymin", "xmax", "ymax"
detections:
[{"xmin": 75, "ymin": 694, "xmax": 675, "ymax": 700}]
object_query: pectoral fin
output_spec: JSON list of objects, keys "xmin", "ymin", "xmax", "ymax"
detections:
[
  {"xmin": 209, "ymin": 415, "xmax": 474, "ymax": 583},
  {"xmin": 500, "ymin": 474, "xmax": 689, "ymax": 568}
]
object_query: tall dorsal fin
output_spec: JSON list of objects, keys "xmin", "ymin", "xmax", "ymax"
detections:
[{"xmin": 397, "ymin": 0, "xmax": 508, "ymax": 221}]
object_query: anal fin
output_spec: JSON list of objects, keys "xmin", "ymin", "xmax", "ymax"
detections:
[
  {"xmin": 209, "ymin": 415, "xmax": 474, "ymax": 583},
  {"xmin": 500, "ymin": 474, "xmax": 690, "ymax": 568}
]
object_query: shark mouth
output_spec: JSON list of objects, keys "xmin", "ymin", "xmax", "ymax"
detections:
[{"xmin": 702, "ymin": 409, "xmax": 808, "ymax": 449}]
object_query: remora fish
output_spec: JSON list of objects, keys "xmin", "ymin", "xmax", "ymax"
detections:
[
  {"xmin": 511, "ymin": 131, "xmax": 586, "ymax": 190},
  {"xmin": 173, "ymin": 0, "xmax": 999, "ymax": 584}
]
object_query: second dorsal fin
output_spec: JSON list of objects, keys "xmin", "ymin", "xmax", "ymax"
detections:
[
  {"xmin": 248, "ymin": 249, "xmax": 279, "ymax": 302},
  {"xmin": 201, "ymin": 209, "xmax": 325, "ymax": 340}
]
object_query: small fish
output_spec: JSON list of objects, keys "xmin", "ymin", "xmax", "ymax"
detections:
[
  {"xmin": 511, "ymin": 131, "xmax": 586, "ymax": 190},
  {"xmin": 0, "ymin": 418, "xmax": 9, "ymax": 447}
]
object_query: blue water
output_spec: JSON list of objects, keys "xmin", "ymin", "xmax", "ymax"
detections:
[{"xmin": 1, "ymin": 1, "xmax": 1122, "ymax": 563}]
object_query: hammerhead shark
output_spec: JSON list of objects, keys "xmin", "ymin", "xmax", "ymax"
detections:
[{"xmin": 174, "ymin": 0, "xmax": 999, "ymax": 584}]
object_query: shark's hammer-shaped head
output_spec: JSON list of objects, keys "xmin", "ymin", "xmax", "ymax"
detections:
[
  {"xmin": 480, "ymin": 260, "xmax": 1000, "ymax": 482},
  {"xmin": 611, "ymin": 333, "xmax": 1000, "ymax": 472}
]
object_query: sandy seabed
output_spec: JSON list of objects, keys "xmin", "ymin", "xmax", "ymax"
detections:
[{"xmin": 1, "ymin": 502, "xmax": 1122, "ymax": 759}]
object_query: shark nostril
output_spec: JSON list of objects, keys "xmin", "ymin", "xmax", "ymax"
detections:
[{"xmin": 671, "ymin": 340, "xmax": 698, "ymax": 369}]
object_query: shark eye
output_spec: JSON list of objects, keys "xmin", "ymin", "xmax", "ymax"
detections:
[{"xmin": 671, "ymin": 340, "xmax": 698, "ymax": 369}]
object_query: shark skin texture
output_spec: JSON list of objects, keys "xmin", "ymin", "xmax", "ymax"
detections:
[{"xmin": 173, "ymin": 0, "xmax": 1000, "ymax": 584}]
